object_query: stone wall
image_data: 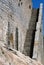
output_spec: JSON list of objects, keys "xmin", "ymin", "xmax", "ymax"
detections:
[
  {"xmin": 23, "ymin": 9, "xmax": 39, "ymax": 57},
  {"xmin": 33, "ymin": 4, "xmax": 44, "ymax": 64},
  {"xmin": 0, "ymin": 0, "xmax": 44, "ymax": 64},
  {"xmin": 0, "ymin": 0, "xmax": 32, "ymax": 52}
]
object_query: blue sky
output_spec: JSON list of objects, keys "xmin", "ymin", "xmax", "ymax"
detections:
[
  {"xmin": 32, "ymin": 0, "xmax": 44, "ymax": 35},
  {"xmin": 32, "ymin": 0, "xmax": 44, "ymax": 8}
]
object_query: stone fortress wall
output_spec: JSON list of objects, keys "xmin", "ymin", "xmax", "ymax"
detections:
[
  {"xmin": 0, "ymin": 0, "xmax": 32, "ymax": 52},
  {"xmin": 0, "ymin": 0, "xmax": 43, "ymax": 64}
]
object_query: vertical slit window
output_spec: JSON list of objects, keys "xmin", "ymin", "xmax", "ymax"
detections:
[
  {"xmin": 8, "ymin": 22, "xmax": 10, "ymax": 46},
  {"xmin": 16, "ymin": 27, "xmax": 18, "ymax": 50}
]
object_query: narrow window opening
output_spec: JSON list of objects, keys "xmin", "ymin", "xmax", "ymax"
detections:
[
  {"xmin": 8, "ymin": 22, "xmax": 10, "ymax": 47},
  {"xmin": 29, "ymin": 5, "xmax": 31, "ymax": 9},
  {"xmin": 16, "ymin": 28, "xmax": 18, "ymax": 50},
  {"xmin": 40, "ymin": 28, "xmax": 41, "ymax": 32},
  {"xmin": 21, "ymin": 2, "xmax": 23, "ymax": 5},
  {"xmin": 18, "ymin": 3, "xmax": 20, "ymax": 7}
]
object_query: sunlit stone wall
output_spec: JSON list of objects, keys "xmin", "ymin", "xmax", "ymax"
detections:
[{"xmin": 0, "ymin": 0, "xmax": 32, "ymax": 52}]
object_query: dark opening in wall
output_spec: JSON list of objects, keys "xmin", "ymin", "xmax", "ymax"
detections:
[
  {"xmin": 40, "ymin": 28, "xmax": 41, "ymax": 32},
  {"xmin": 19, "ymin": 0, "xmax": 21, "ymax": 1},
  {"xmin": 8, "ymin": 22, "xmax": 10, "ymax": 46},
  {"xmin": 21, "ymin": 2, "xmax": 23, "ymax": 5},
  {"xmin": 18, "ymin": 3, "xmax": 20, "ymax": 7},
  {"xmin": 16, "ymin": 28, "xmax": 18, "ymax": 50},
  {"xmin": 29, "ymin": 5, "xmax": 31, "ymax": 9},
  {"xmin": 18, "ymin": 2, "xmax": 23, "ymax": 6},
  {"xmin": 18, "ymin": 0, "xmax": 23, "ymax": 7}
]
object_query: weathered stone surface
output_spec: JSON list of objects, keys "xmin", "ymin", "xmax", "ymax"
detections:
[
  {"xmin": 0, "ymin": 0, "xmax": 32, "ymax": 51},
  {"xmin": 0, "ymin": 44, "xmax": 43, "ymax": 65},
  {"xmin": 33, "ymin": 4, "xmax": 44, "ymax": 64},
  {"xmin": 0, "ymin": 0, "xmax": 43, "ymax": 64},
  {"xmin": 23, "ymin": 9, "xmax": 39, "ymax": 57}
]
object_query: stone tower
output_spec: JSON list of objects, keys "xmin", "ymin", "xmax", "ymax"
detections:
[
  {"xmin": 0, "ymin": 0, "xmax": 43, "ymax": 64},
  {"xmin": 33, "ymin": 3, "xmax": 44, "ymax": 64}
]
